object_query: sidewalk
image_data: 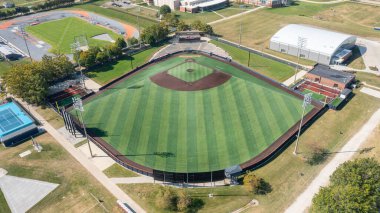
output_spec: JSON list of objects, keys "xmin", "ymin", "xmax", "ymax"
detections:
[
  {"xmin": 16, "ymin": 99, "xmax": 146, "ymax": 213},
  {"xmin": 285, "ymin": 108, "xmax": 380, "ymax": 212},
  {"xmin": 282, "ymin": 70, "xmax": 307, "ymax": 86}
]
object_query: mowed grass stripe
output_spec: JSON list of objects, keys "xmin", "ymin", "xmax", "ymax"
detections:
[
  {"xmin": 176, "ymin": 93, "xmax": 188, "ymax": 172},
  {"xmin": 194, "ymin": 92, "xmax": 209, "ymax": 172},
  {"xmin": 276, "ymin": 94, "xmax": 303, "ymax": 127},
  {"xmin": 263, "ymin": 90, "xmax": 292, "ymax": 133},
  {"xmin": 117, "ymin": 84, "xmax": 146, "ymax": 153},
  {"xmin": 230, "ymin": 79, "xmax": 259, "ymax": 155},
  {"xmin": 218, "ymin": 81, "xmax": 246, "ymax": 165},
  {"xmin": 136, "ymin": 85, "xmax": 158, "ymax": 165},
  {"xmin": 143, "ymin": 84, "xmax": 164, "ymax": 167},
  {"xmin": 186, "ymin": 93, "xmax": 198, "ymax": 172},
  {"xmin": 165, "ymin": 92, "xmax": 180, "ymax": 172},
  {"xmin": 153, "ymin": 89, "xmax": 172, "ymax": 170}
]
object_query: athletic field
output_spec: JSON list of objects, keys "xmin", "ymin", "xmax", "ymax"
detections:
[
  {"xmin": 71, "ymin": 54, "xmax": 314, "ymax": 173},
  {"xmin": 26, "ymin": 17, "xmax": 120, "ymax": 53}
]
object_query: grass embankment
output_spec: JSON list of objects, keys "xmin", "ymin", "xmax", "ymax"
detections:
[
  {"xmin": 86, "ymin": 45, "xmax": 165, "ymax": 85},
  {"xmin": 249, "ymin": 92, "xmax": 380, "ymax": 212},
  {"xmin": 26, "ymin": 17, "xmax": 121, "ymax": 54},
  {"xmin": 0, "ymin": 133, "xmax": 122, "ymax": 213},
  {"xmin": 213, "ymin": 2, "xmax": 379, "ymax": 65},
  {"xmin": 357, "ymin": 72, "xmax": 380, "ymax": 88},
  {"xmin": 119, "ymin": 183, "xmax": 253, "ymax": 213},
  {"xmin": 103, "ymin": 164, "xmax": 139, "ymax": 178},
  {"xmin": 0, "ymin": 190, "xmax": 11, "ymax": 213},
  {"xmin": 35, "ymin": 107, "xmax": 64, "ymax": 129},
  {"xmin": 210, "ymin": 40, "xmax": 295, "ymax": 82}
]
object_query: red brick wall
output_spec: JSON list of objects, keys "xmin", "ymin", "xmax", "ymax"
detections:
[{"xmin": 305, "ymin": 73, "xmax": 346, "ymax": 90}]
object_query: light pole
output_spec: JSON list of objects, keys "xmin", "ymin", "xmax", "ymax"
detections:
[
  {"xmin": 71, "ymin": 42, "xmax": 86, "ymax": 89},
  {"xmin": 73, "ymin": 96, "xmax": 93, "ymax": 157},
  {"xmin": 20, "ymin": 25, "xmax": 32, "ymax": 62},
  {"xmin": 293, "ymin": 37, "xmax": 307, "ymax": 85},
  {"xmin": 293, "ymin": 93, "xmax": 312, "ymax": 155},
  {"xmin": 239, "ymin": 21, "xmax": 242, "ymax": 47}
]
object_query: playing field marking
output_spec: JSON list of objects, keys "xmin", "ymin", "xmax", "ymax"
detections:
[
  {"xmin": 57, "ymin": 17, "xmax": 74, "ymax": 50},
  {"xmin": 212, "ymin": 11, "xmax": 225, "ymax": 18}
]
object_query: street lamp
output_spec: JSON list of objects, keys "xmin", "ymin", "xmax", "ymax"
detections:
[
  {"xmin": 20, "ymin": 25, "xmax": 33, "ymax": 62},
  {"xmin": 293, "ymin": 93, "xmax": 312, "ymax": 155},
  {"xmin": 293, "ymin": 37, "xmax": 307, "ymax": 84},
  {"xmin": 72, "ymin": 96, "xmax": 93, "ymax": 157}
]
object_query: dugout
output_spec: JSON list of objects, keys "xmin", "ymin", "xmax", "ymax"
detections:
[{"xmin": 0, "ymin": 101, "xmax": 39, "ymax": 147}]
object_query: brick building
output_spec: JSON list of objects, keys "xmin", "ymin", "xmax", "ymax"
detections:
[{"xmin": 305, "ymin": 64, "xmax": 355, "ymax": 91}]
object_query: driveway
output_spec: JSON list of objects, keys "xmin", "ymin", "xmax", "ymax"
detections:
[{"xmin": 357, "ymin": 38, "xmax": 380, "ymax": 73}]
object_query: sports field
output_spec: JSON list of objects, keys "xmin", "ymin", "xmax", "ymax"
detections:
[
  {"xmin": 26, "ymin": 17, "xmax": 121, "ymax": 53},
  {"xmin": 71, "ymin": 54, "xmax": 314, "ymax": 173}
]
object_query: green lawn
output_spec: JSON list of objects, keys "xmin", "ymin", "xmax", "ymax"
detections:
[
  {"xmin": 0, "ymin": 133, "xmax": 122, "ymax": 213},
  {"xmin": 103, "ymin": 164, "xmax": 139, "ymax": 178},
  {"xmin": 26, "ymin": 17, "xmax": 121, "ymax": 54},
  {"xmin": 0, "ymin": 59, "xmax": 30, "ymax": 77},
  {"xmin": 356, "ymin": 72, "xmax": 380, "ymax": 88},
  {"xmin": 210, "ymin": 40, "xmax": 296, "ymax": 82},
  {"xmin": 302, "ymin": 89, "xmax": 326, "ymax": 101},
  {"xmin": 86, "ymin": 45, "xmax": 165, "ymax": 85},
  {"xmin": 71, "ymin": 54, "xmax": 314, "ymax": 173},
  {"xmin": 119, "ymin": 183, "xmax": 253, "ymax": 213},
  {"xmin": 0, "ymin": 190, "xmax": 11, "ymax": 213},
  {"xmin": 212, "ymin": 2, "xmax": 380, "ymax": 64}
]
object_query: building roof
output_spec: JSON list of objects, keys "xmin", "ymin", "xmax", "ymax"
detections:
[
  {"xmin": 308, "ymin": 64, "xmax": 355, "ymax": 84},
  {"xmin": 270, "ymin": 24, "xmax": 356, "ymax": 56}
]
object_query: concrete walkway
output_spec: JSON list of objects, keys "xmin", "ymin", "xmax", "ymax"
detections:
[
  {"xmin": 282, "ymin": 70, "xmax": 307, "ymax": 86},
  {"xmin": 285, "ymin": 107, "xmax": 380, "ymax": 213},
  {"xmin": 0, "ymin": 174, "xmax": 58, "ymax": 213},
  {"xmin": 16, "ymin": 99, "xmax": 146, "ymax": 213},
  {"xmin": 208, "ymin": 6, "xmax": 264, "ymax": 25},
  {"xmin": 84, "ymin": 77, "xmax": 102, "ymax": 92},
  {"xmin": 360, "ymin": 87, "xmax": 380, "ymax": 99},
  {"xmin": 111, "ymin": 177, "xmax": 229, "ymax": 187}
]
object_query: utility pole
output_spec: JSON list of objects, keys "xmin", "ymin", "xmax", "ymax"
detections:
[
  {"xmin": 293, "ymin": 93, "xmax": 312, "ymax": 155},
  {"xmin": 20, "ymin": 25, "xmax": 32, "ymax": 62},
  {"xmin": 73, "ymin": 97, "xmax": 93, "ymax": 157},
  {"xmin": 293, "ymin": 36, "xmax": 307, "ymax": 85}
]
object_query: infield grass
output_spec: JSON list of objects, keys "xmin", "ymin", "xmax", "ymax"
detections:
[
  {"xmin": 26, "ymin": 17, "xmax": 121, "ymax": 54},
  {"xmin": 71, "ymin": 54, "xmax": 314, "ymax": 173}
]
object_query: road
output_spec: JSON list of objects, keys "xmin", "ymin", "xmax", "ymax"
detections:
[
  {"xmin": 16, "ymin": 99, "xmax": 146, "ymax": 213},
  {"xmin": 285, "ymin": 107, "xmax": 380, "ymax": 212}
]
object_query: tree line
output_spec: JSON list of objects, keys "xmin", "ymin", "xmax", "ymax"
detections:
[
  {"xmin": 3, "ymin": 54, "xmax": 74, "ymax": 105},
  {"xmin": 0, "ymin": 0, "xmax": 75, "ymax": 20}
]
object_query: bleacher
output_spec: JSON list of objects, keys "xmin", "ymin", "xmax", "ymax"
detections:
[
  {"xmin": 48, "ymin": 85, "xmax": 88, "ymax": 107},
  {"xmin": 297, "ymin": 80, "xmax": 341, "ymax": 103}
]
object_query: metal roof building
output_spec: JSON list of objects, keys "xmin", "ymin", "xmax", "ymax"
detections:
[{"xmin": 269, "ymin": 24, "xmax": 357, "ymax": 65}]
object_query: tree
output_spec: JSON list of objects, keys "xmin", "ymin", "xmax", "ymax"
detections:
[
  {"xmin": 190, "ymin": 20, "xmax": 214, "ymax": 34},
  {"xmin": 141, "ymin": 23, "xmax": 169, "ymax": 45},
  {"xmin": 312, "ymin": 158, "xmax": 380, "ymax": 212},
  {"xmin": 114, "ymin": 37, "xmax": 127, "ymax": 49},
  {"xmin": 96, "ymin": 51, "xmax": 108, "ymax": 64},
  {"xmin": 159, "ymin": 5, "xmax": 171, "ymax": 15},
  {"xmin": 243, "ymin": 172, "xmax": 272, "ymax": 195},
  {"xmin": 155, "ymin": 187, "xmax": 177, "ymax": 210},
  {"xmin": 127, "ymin": 37, "xmax": 139, "ymax": 46},
  {"xmin": 177, "ymin": 20, "xmax": 189, "ymax": 31},
  {"xmin": 176, "ymin": 190, "xmax": 192, "ymax": 211},
  {"xmin": 163, "ymin": 13, "xmax": 178, "ymax": 27}
]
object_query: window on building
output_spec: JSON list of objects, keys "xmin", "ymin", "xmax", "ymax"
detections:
[
  {"xmin": 314, "ymin": 78, "xmax": 319, "ymax": 82},
  {"xmin": 333, "ymin": 83, "xmax": 338, "ymax": 88},
  {"xmin": 300, "ymin": 54, "xmax": 305, "ymax": 58},
  {"xmin": 280, "ymin": 49, "xmax": 286, "ymax": 52}
]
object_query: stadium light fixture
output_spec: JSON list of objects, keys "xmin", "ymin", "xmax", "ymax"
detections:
[
  {"xmin": 73, "ymin": 96, "xmax": 93, "ymax": 157},
  {"xmin": 293, "ymin": 93, "xmax": 312, "ymax": 155},
  {"xmin": 293, "ymin": 37, "xmax": 308, "ymax": 85},
  {"xmin": 20, "ymin": 25, "xmax": 33, "ymax": 62},
  {"xmin": 71, "ymin": 41, "xmax": 86, "ymax": 89}
]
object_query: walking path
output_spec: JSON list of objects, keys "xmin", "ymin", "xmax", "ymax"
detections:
[
  {"xmin": 282, "ymin": 70, "xmax": 307, "ymax": 86},
  {"xmin": 212, "ymin": 11, "xmax": 225, "ymax": 18},
  {"xmin": 285, "ymin": 107, "xmax": 380, "ymax": 212},
  {"xmin": 208, "ymin": 6, "xmax": 264, "ymax": 25},
  {"xmin": 298, "ymin": 0, "xmax": 347, "ymax": 4},
  {"xmin": 16, "ymin": 99, "xmax": 146, "ymax": 213},
  {"xmin": 360, "ymin": 87, "xmax": 380, "ymax": 99}
]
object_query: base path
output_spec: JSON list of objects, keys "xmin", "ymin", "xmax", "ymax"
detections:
[
  {"xmin": 285, "ymin": 107, "xmax": 380, "ymax": 212},
  {"xmin": 15, "ymin": 98, "xmax": 146, "ymax": 213}
]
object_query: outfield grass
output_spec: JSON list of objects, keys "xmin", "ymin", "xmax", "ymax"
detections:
[
  {"xmin": 212, "ymin": 2, "xmax": 380, "ymax": 64},
  {"xmin": 210, "ymin": 40, "xmax": 296, "ymax": 82},
  {"xmin": 26, "ymin": 17, "xmax": 121, "ymax": 54},
  {"xmin": 103, "ymin": 164, "xmax": 139, "ymax": 178},
  {"xmin": 119, "ymin": 183, "xmax": 253, "ymax": 213},
  {"xmin": 71, "ymin": 54, "xmax": 313, "ymax": 173},
  {"xmin": 0, "ymin": 133, "xmax": 122, "ymax": 213},
  {"xmin": 86, "ymin": 45, "xmax": 165, "ymax": 85}
]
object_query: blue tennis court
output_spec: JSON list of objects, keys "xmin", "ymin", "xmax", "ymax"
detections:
[{"xmin": 0, "ymin": 102, "xmax": 34, "ymax": 138}]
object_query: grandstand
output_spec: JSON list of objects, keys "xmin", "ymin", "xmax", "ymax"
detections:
[{"xmin": 48, "ymin": 85, "xmax": 89, "ymax": 108}]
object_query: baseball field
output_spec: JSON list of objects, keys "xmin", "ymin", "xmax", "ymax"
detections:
[
  {"xmin": 70, "ymin": 54, "xmax": 314, "ymax": 173},
  {"xmin": 26, "ymin": 17, "xmax": 121, "ymax": 53}
]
